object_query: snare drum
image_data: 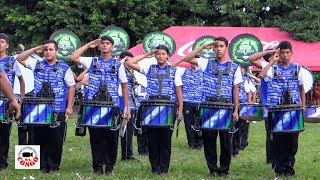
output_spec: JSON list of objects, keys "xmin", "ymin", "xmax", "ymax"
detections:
[
  {"xmin": 305, "ymin": 105, "xmax": 320, "ymax": 123},
  {"xmin": 268, "ymin": 104, "xmax": 304, "ymax": 133},
  {"xmin": 199, "ymin": 102, "xmax": 233, "ymax": 130},
  {"xmin": 79, "ymin": 100, "xmax": 119, "ymax": 128},
  {"xmin": 239, "ymin": 103, "xmax": 264, "ymax": 121},
  {"xmin": 21, "ymin": 97, "xmax": 54, "ymax": 125},
  {"xmin": 0, "ymin": 97, "xmax": 8, "ymax": 121},
  {"xmin": 140, "ymin": 98, "xmax": 175, "ymax": 127}
]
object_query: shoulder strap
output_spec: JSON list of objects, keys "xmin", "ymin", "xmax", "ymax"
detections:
[
  {"xmin": 294, "ymin": 64, "xmax": 298, "ymax": 80},
  {"xmin": 53, "ymin": 60, "xmax": 60, "ymax": 71},
  {"xmin": 35, "ymin": 60, "xmax": 42, "ymax": 71},
  {"xmin": 151, "ymin": 64, "xmax": 157, "ymax": 77},
  {"xmin": 273, "ymin": 64, "xmax": 278, "ymax": 80},
  {"xmin": 5, "ymin": 56, "xmax": 13, "ymax": 71},
  {"xmin": 93, "ymin": 57, "xmax": 98, "ymax": 73},
  {"xmin": 111, "ymin": 58, "xmax": 117, "ymax": 74},
  {"xmin": 223, "ymin": 61, "xmax": 232, "ymax": 75}
]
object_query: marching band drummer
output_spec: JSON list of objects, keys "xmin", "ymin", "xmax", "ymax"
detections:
[
  {"xmin": 118, "ymin": 51, "xmax": 140, "ymax": 161},
  {"xmin": 70, "ymin": 36, "xmax": 131, "ymax": 175},
  {"xmin": 0, "ymin": 64, "xmax": 21, "ymax": 171},
  {"xmin": 248, "ymin": 48, "xmax": 279, "ymax": 165},
  {"xmin": 17, "ymin": 40, "xmax": 75, "ymax": 173},
  {"xmin": 126, "ymin": 45, "xmax": 183, "ymax": 176},
  {"xmin": 183, "ymin": 37, "xmax": 242, "ymax": 177},
  {"xmin": 258, "ymin": 41, "xmax": 306, "ymax": 178},
  {"xmin": 173, "ymin": 59, "xmax": 204, "ymax": 150},
  {"xmin": 233, "ymin": 66, "xmax": 256, "ymax": 156}
]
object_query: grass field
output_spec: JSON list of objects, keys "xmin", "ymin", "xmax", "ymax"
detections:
[{"xmin": 1, "ymin": 115, "xmax": 320, "ymax": 180}]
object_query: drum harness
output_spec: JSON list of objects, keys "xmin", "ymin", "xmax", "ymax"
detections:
[
  {"xmin": 149, "ymin": 65, "xmax": 180, "ymax": 133},
  {"xmin": 0, "ymin": 56, "xmax": 15, "ymax": 124},
  {"xmin": 268, "ymin": 64, "xmax": 300, "ymax": 140},
  {"xmin": 18, "ymin": 60, "xmax": 60, "ymax": 128},
  {"xmin": 199, "ymin": 60, "xmax": 237, "ymax": 133},
  {"xmin": 76, "ymin": 57, "xmax": 120, "ymax": 136}
]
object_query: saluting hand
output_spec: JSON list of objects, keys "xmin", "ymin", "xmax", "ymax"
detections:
[
  {"xmin": 145, "ymin": 49, "xmax": 158, "ymax": 58},
  {"xmin": 201, "ymin": 41, "xmax": 216, "ymax": 50},
  {"xmin": 33, "ymin": 44, "xmax": 49, "ymax": 53},
  {"xmin": 87, "ymin": 39, "xmax": 102, "ymax": 49}
]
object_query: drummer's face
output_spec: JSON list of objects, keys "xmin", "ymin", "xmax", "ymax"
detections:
[
  {"xmin": 279, "ymin": 49, "xmax": 292, "ymax": 62},
  {"xmin": 155, "ymin": 49, "xmax": 169, "ymax": 66},
  {"xmin": 43, "ymin": 43, "xmax": 58, "ymax": 61},
  {"xmin": 0, "ymin": 39, "xmax": 9, "ymax": 53},
  {"xmin": 213, "ymin": 40, "xmax": 227, "ymax": 58},
  {"xmin": 98, "ymin": 40, "xmax": 114, "ymax": 54}
]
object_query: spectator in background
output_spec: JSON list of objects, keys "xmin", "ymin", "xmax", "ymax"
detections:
[{"xmin": 312, "ymin": 80, "xmax": 320, "ymax": 105}]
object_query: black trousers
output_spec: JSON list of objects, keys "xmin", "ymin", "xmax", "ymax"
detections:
[
  {"xmin": 0, "ymin": 123, "xmax": 11, "ymax": 169},
  {"xmin": 18, "ymin": 125, "xmax": 34, "ymax": 145},
  {"xmin": 121, "ymin": 110, "xmax": 137, "ymax": 159},
  {"xmin": 203, "ymin": 130, "xmax": 232, "ymax": 174},
  {"xmin": 146, "ymin": 128, "xmax": 173, "ymax": 173},
  {"xmin": 265, "ymin": 120, "xmax": 273, "ymax": 164},
  {"xmin": 232, "ymin": 121, "xmax": 240, "ymax": 155},
  {"xmin": 33, "ymin": 112, "xmax": 67, "ymax": 171},
  {"xmin": 272, "ymin": 133, "xmax": 299, "ymax": 176},
  {"xmin": 239, "ymin": 119, "xmax": 250, "ymax": 149},
  {"xmin": 183, "ymin": 102, "xmax": 203, "ymax": 149},
  {"xmin": 89, "ymin": 108, "xmax": 120, "ymax": 172},
  {"xmin": 136, "ymin": 108, "xmax": 149, "ymax": 155}
]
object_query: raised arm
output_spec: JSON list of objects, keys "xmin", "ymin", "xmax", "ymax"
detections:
[
  {"xmin": 76, "ymin": 69, "xmax": 88, "ymax": 82},
  {"xmin": 70, "ymin": 39, "xmax": 101, "ymax": 65},
  {"xmin": 126, "ymin": 50, "xmax": 157, "ymax": 72},
  {"xmin": 184, "ymin": 42, "xmax": 215, "ymax": 66},
  {"xmin": 248, "ymin": 50, "xmax": 276, "ymax": 69},
  {"xmin": 258, "ymin": 52, "xmax": 279, "ymax": 78},
  {"xmin": 16, "ymin": 45, "xmax": 47, "ymax": 67}
]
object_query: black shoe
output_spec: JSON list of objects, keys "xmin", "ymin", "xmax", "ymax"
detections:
[
  {"xmin": 105, "ymin": 170, "xmax": 114, "ymax": 176},
  {"xmin": 159, "ymin": 172, "xmax": 168, "ymax": 177},
  {"xmin": 93, "ymin": 167, "xmax": 103, "ymax": 175},
  {"xmin": 40, "ymin": 168, "xmax": 49, "ymax": 173},
  {"xmin": 285, "ymin": 172, "xmax": 295, "ymax": 177},
  {"xmin": 50, "ymin": 168, "xmax": 60, "ymax": 173},
  {"xmin": 139, "ymin": 152, "xmax": 148, "ymax": 156},
  {"xmin": 152, "ymin": 168, "xmax": 160, "ymax": 175},
  {"xmin": 196, "ymin": 145, "xmax": 203, "ymax": 150},
  {"xmin": 127, "ymin": 156, "xmax": 140, "ymax": 161},
  {"xmin": 209, "ymin": 171, "xmax": 218, "ymax": 177},
  {"xmin": 219, "ymin": 172, "xmax": 228, "ymax": 177},
  {"xmin": 121, "ymin": 157, "xmax": 127, "ymax": 161}
]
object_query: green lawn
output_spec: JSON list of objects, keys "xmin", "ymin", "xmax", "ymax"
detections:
[{"xmin": 1, "ymin": 116, "xmax": 320, "ymax": 180}]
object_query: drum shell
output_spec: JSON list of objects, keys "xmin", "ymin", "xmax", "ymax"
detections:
[
  {"xmin": 79, "ymin": 100, "xmax": 119, "ymax": 128},
  {"xmin": 239, "ymin": 103, "xmax": 264, "ymax": 121},
  {"xmin": 21, "ymin": 97, "xmax": 54, "ymax": 125},
  {"xmin": 268, "ymin": 105, "xmax": 304, "ymax": 133},
  {"xmin": 140, "ymin": 99, "xmax": 176, "ymax": 128},
  {"xmin": 305, "ymin": 105, "xmax": 320, "ymax": 123},
  {"xmin": 199, "ymin": 102, "xmax": 233, "ymax": 131},
  {"xmin": 0, "ymin": 98, "xmax": 8, "ymax": 121}
]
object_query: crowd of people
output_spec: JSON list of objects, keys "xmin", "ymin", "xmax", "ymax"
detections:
[{"xmin": 0, "ymin": 32, "xmax": 310, "ymax": 179}]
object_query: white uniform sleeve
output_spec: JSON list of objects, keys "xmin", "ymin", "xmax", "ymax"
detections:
[
  {"xmin": 261, "ymin": 61, "xmax": 269, "ymax": 69},
  {"xmin": 13, "ymin": 60, "xmax": 22, "ymax": 77},
  {"xmin": 244, "ymin": 81, "xmax": 251, "ymax": 93},
  {"xmin": 233, "ymin": 66, "xmax": 243, "ymax": 85},
  {"xmin": 248, "ymin": 80, "xmax": 257, "ymax": 92},
  {"xmin": 79, "ymin": 57, "xmax": 93, "ymax": 69},
  {"xmin": 25, "ymin": 59, "xmax": 39, "ymax": 71},
  {"xmin": 298, "ymin": 67, "xmax": 305, "ymax": 86},
  {"xmin": 64, "ymin": 68, "xmax": 76, "ymax": 87},
  {"xmin": 118, "ymin": 63, "xmax": 128, "ymax": 83},
  {"xmin": 174, "ymin": 67, "xmax": 184, "ymax": 86},
  {"xmin": 139, "ymin": 63, "xmax": 153, "ymax": 75},
  {"xmin": 196, "ymin": 58, "xmax": 208, "ymax": 72}
]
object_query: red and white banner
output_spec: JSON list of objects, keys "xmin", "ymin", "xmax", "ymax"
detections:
[{"xmin": 129, "ymin": 26, "xmax": 320, "ymax": 71}]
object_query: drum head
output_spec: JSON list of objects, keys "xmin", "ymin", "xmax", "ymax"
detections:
[{"xmin": 301, "ymin": 66, "xmax": 313, "ymax": 93}]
